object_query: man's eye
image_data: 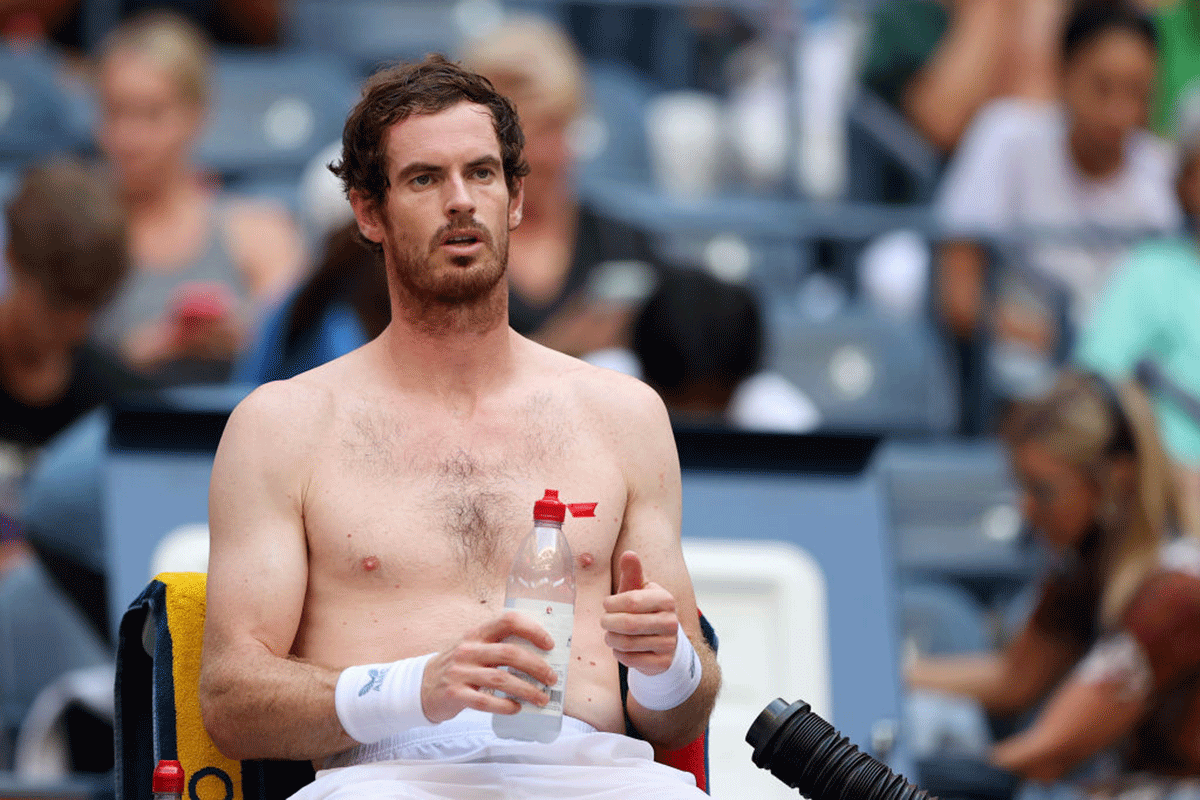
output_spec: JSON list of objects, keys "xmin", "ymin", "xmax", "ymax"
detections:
[
  {"xmin": 411, "ymin": 174, "xmax": 433, "ymax": 187},
  {"xmin": 472, "ymin": 168, "xmax": 493, "ymax": 180}
]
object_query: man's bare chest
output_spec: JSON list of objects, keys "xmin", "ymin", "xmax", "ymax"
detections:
[{"xmin": 301, "ymin": 405, "xmax": 628, "ymax": 593}]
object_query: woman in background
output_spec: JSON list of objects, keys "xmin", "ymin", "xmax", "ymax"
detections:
[
  {"xmin": 908, "ymin": 371, "xmax": 1200, "ymax": 796},
  {"xmin": 91, "ymin": 11, "xmax": 303, "ymax": 383}
]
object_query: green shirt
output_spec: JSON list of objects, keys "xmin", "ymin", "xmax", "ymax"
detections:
[
  {"xmin": 860, "ymin": 0, "xmax": 949, "ymax": 109},
  {"xmin": 1153, "ymin": 0, "xmax": 1200, "ymax": 135},
  {"xmin": 1076, "ymin": 238, "xmax": 1200, "ymax": 465}
]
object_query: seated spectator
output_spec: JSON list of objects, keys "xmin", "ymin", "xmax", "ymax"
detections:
[
  {"xmin": 861, "ymin": 0, "xmax": 1064, "ymax": 154},
  {"xmin": 90, "ymin": 11, "xmax": 303, "ymax": 384},
  {"xmin": 1076, "ymin": 116, "xmax": 1200, "ymax": 549},
  {"xmin": 936, "ymin": 3, "xmax": 1178, "ymax": 380},
  {"xmin": 629, "ymin": 267, "xmax": 818, "ymax": 432},
  {"xmin": 234, "ymin": 220, "xmax": 387, "ymax": 384},
  {"xmin": 461, "ymin": 17, "xmax": 656, "ymax": 357},
  {"xmin": 908, "ymin": 370, "xmax": 1200, "ymax": 792},
  {"xmin": 0, "ymin": 159, "xmax": 149, "ymax": 576},
  {"xmin": 0, "ymin": 159, "xmax": 146, "ymax": 450}
]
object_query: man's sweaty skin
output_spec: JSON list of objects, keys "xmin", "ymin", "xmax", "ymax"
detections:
[{"xmin": 198, "ymin": 99, "xmax": 718, "ymax": 764}]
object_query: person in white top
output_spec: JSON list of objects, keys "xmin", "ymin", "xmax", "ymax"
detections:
[{"xmin": 936, "ymin": 3, "xmax": 1180, "ymax": 366}]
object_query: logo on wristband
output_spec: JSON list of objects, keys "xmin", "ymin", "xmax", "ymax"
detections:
[{"xmin": 359, "ymin": 666, "xmax": 388, "ymax": 696}]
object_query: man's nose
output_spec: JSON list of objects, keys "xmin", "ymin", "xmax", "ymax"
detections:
[{"xmin": 444, "ymin": 175, "xmax": 476, "ymax": 217}]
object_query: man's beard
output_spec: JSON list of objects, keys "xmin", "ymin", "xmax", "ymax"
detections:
[{"xmin": 387, "ymin": 218, "xmax": 508, "ymax": 309}]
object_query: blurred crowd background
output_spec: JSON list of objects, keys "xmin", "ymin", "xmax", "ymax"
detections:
[{"xmin": 2, "ymin": 0, "xmax": 1200, "ymax": 798}]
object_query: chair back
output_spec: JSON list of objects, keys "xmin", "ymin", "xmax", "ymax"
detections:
[{"xmin": 115, "ymin": 572, "xmax": 313, "ymax": 800}]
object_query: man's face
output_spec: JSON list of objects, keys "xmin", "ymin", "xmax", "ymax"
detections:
[{"xmin": 352, "ymin": 102, "xmax": 523, "ymax": 308}]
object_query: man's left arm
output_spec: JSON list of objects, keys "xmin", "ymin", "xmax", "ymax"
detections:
[{"xmin": 600, "ymin": 382, "xmax": 720, "ymax": 750}]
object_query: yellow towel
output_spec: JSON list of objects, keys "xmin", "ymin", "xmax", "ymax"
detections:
[{"xmin": 158, "ymin": 571, "xmax": 244, "ymax": 800}]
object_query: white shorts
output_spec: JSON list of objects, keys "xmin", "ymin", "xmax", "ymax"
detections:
[{"xmin": 290, "ymin": 709, "xmax": 708, "ymax": 800}]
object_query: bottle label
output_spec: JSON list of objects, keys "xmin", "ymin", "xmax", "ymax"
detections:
[{"xmin": 503, "ymin": 598, "xmax": 574, "ymax": 715}]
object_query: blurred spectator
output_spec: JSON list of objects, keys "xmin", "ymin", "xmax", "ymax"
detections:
[
  {"xmin": 1076, "ymin": 121, "xmax": 1200, "ymax": 544},
  {"xmin": 89, "ymin": 11, "xmax": 303, "ymax": 384},
  {"xmin": 629, "ymin": 267, "xmax": 819, "ymax": 432},
  {"xmin": 235, "ymin": 220, "xmax": 386, "ymax": 384},
  {"xmin": 908, "ymin": 370, "xmax": 1200, "ymax": 791},
  {"xmin": 861, "ymin": 0, "xmax": 1064, "ymax": 154},
  {"xmin": 0, "ymin": 158, "xmax": 149, "ymax": 582},
  {"xmin": 0, "ymin": 158, "xmax": 145, "ymax": 450},
  {"xmin": 0, "ymin": 0, "xmax": 281, "ymax": 50},
  {"xmin": 936, "ymin": 3, "xmax": 1178, "ymax": 379},
  {"xmin": 461, "ymin": 17, "xmax": 656, "ymax": 357}
]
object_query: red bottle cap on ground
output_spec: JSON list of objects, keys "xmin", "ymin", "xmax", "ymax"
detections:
[
  {"xmin": 534, "ymin": 489, "xmax": 566, "ymax": 523},
  {"xmin": 153, "ymin": 759, "xmax": 185, "ymax": 794}
]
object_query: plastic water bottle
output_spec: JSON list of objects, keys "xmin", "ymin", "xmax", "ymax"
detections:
[
  {"xmin": 152, "ymin": 759, "xmax": 184, "ymax": 799},
  {"xmin": 493, "ymin": 489, "xmax": 593, "ymax": 742}
]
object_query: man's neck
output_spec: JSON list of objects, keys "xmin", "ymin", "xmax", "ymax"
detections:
[{"xmin": 377, "ymin": 283, "xmax": 516, "ymax": 405}]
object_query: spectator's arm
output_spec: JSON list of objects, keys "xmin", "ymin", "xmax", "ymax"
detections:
[
  {"xmin": 225, "ymin": 199, "xmax": 307, "ymax": 304},
  {"xmin": 938, "ymin": 241, "xmax": 988, "ymax": 338},
  {"xmin": 989, "ymin": 665, "xmax": 1144, "ymax": 782},
  {"xmin": 903, "ymin": 0, "xmax": 1011, "ymax": 153},
  {"xmin": 907, "ymin": 613, "xmax": 1081, "ymax": 718}
]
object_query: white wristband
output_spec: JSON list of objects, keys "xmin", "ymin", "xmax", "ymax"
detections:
[
  {"xmin": 335, "ymin": 653, "xmax": 434, "ymax": 744},
  {"xmin": 627, "ymin": 623, "xmax": 703, "ymax": 711}
]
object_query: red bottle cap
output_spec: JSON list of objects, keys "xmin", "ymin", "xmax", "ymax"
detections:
[
  {"xmin": 534, "ymin": 489, "xmax": 566, "ymax": 523},
  {"xmin": 153, "ymin": 759, "xmax": 185, "ymax": 794}
]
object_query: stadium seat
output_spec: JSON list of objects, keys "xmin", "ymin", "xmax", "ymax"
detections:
[
  {"xmin": 283, "ymin": 0, "xmax": 473, "ymax": 75},
  {"xmin": 197, "ymin": 51, "xmax": 360, "ymax": 184},
  {"xmin": 764, "ymin": 308, "xmax": 958, "ymax": 437},
  {"xmin": 876, "ymin": 440, "xmax": 1040, "ymax": 606},
  {"xmin": 577, "ymin": 61, "xmax": 657, "ymax": 189},
  {"xmin": 844, "ymin": 87, "xmax": 942, "ymax": 205},
  {"xmin": 0, "ymin": 560, "xmax": 110, "ymax": 770},
  {"xmin": 0, "ymin": 47, "xmax": 84, "ymax": 166},
  {"xmin": 899, "ymin": 579, "xmax": 990, "ymax": 657}
]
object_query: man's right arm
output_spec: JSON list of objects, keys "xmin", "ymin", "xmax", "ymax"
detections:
[{"xmin": 199, "ymin": 381, "xmax": 355, "ymax": 761}]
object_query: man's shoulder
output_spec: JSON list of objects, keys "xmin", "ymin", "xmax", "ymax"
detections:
[{"xmin": 224, "ymin": 371, "xmax": 339, "ymax": 450}]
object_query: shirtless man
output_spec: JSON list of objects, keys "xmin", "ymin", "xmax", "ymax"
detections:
[{"xmin": 198, "ymin": 56, "xmax": 719, "ymax": 798}]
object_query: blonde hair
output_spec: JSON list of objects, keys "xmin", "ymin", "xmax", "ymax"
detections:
[
  {"xmin": 1003, "ymin": 370, "xmax": 1197, "ymax": 628},
  {"xmin": 460, "ymin": 16, "xmax": 586, "ymax": 124},
  {"xmin": 100, "ymin": 11, "xmax": 213, "ymax": 108}
]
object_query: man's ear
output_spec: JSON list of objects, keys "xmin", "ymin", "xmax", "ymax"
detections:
[
  {"xmin": 349, "ymin": 189, "xmax": 385, "ymax": 245},
  {"xmin": 508, "ymin": 178, "xmax": 524, "ymax": 231}
]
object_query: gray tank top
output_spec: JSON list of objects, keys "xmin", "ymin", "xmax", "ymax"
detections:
[{"xmin": 92, "ymin": 201, "xmax": 249, "ymax": 384}]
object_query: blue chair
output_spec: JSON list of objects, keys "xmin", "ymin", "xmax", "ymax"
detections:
[
  {"xmin": 197, "ymin": 51, "xmax": 359, "ymax": 184},
  {"xmin": 765, "ymin": 308, "xmax": 959, "ymax": 437},
  {"xmin": 899, "ymin": 579, "xmax": 991, "ymax": 657},
  {"xmin": 0, "ymin": 47, "xmax": 84, "ymax": 166},
  {"xmin": 876, "ymin": 440, "xmax": 1040, "ymax": 607},
  {"xmin": 283, "ymin": 0, "xmax": 468, "ymax": 75},
  {"xmin": 577, "ymin": 61, "xmax": 657, "ymax": 190}
]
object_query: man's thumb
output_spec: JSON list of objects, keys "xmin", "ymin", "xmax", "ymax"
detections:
[{"xmin": 617, "ymin": 550, "xmax": 646, "ymax": 594}]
